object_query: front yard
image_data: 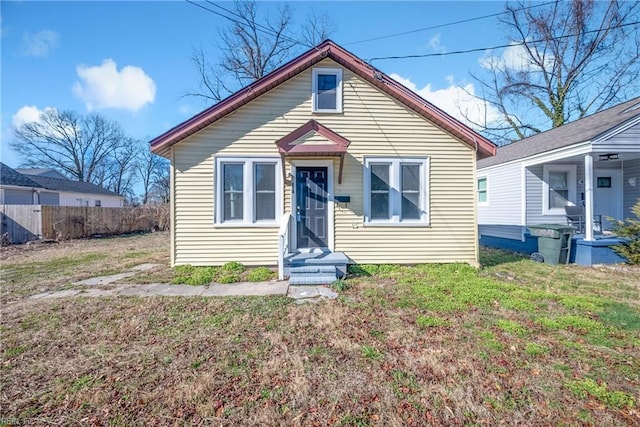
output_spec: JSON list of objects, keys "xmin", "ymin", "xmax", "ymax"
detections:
[{"xmin": 1, "ymin": 233, "xmax": 639, "ymax": 425}]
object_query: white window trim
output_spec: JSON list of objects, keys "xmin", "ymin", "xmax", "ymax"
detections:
[
  {"xmin": 312, "ymin": 68, "xmax": 343, "ymax": 113},
  {"xmin": 215, "ymin": 157, "xmax": 282, "ymax": 227},
  {"xmin": 477, "ymin": 175, "xmax": 488, "ymax": 206},
  {"xmin": 290, "ymin": 159, "xmax": 335, "ymax": 251},
  {"xmin": 363, "ymin": 157, "xmax": 430, "ymax": 227},
  {"xmin": 542, "ymin": 164, "xmax": 576, "ymax": 215}
]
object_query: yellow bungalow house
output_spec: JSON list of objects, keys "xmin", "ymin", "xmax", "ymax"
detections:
[{"xmin": 150, "ymin": 40, "xmax": 496, "ymax": 284}]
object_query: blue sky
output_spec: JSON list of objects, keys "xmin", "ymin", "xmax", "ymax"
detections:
[{"xmin": 2, "ymin": 1, "xmax": 523, "ymax": 168}]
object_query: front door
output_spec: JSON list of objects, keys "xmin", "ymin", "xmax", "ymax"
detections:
[
  {"xmin": 594, "ymin": 170, "xmax": 622, "ymax": 231},
  {"xmin": 295, "ymin": 167, "xmax": 328, "ymax": 248}
]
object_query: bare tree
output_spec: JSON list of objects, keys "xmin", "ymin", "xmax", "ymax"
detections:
[
  {"xmin": 11, "ymin": 110, "xmax": 125, "ymax": 182},
  {"xmin": 188, "ymin": 1, "xmax": 335, "ymax": 102},
  {"xmin": 300, "ymin": 8, "xmax": 336, "ymax": 47},
  {"xmin": 101, "ymin": 138, "xmax": 140, "ymax": 198},
  {"xmin": 137, "ymin": 149, "xmax": 169, "ymax": 204},
  {"xmin": 468, "ymin": 0, "xmax": 640, "ymax": 143}
]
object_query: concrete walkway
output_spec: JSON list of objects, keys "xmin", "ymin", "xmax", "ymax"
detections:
[{"xmin": 30, "ymin": 263, "xmax": 339, "ymax": 302}]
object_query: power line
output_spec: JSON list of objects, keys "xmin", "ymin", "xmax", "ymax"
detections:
[
  {"xmin": 368, "ymin": 21, "xmax": 640, "ymax": 63},
  {"xmin": 344, "ymin": 1, "xmax": 556, "ymax": 46},
  {"xmin": 204, "ymin": 1, "xmax": 311, "ymax": 48},
  {"xmin": 186, "ymin": 0, "xmax": 310, "ymax": 48}
]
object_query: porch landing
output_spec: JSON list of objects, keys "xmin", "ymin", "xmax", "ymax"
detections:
[
  {"xmin": 284, "ymin": 251, "xmax": 349, "ymax": 285},
  {"xmin": 570, "ymin": 235, "xmax": 627, "ymax": 265}
]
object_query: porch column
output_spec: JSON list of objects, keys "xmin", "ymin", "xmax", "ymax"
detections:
[{"xmin": 584, "ymin": 154, "xmax": 594, "ymax": 241}]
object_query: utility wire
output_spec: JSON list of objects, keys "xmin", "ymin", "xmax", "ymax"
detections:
[
  {"xmin": 186, "ymin": 0, "xmax": 311, "ymax": 48},
  {"xmin": 368, "ymin": 21, "xmax": 640, "ymax": 62},
  {"xmin": 344, "ymin": 1, "xmax": 556, "ymax": 46},
  {"xmin": 204, "ymin": 0, "xmax": 311, "ymax": 48}
]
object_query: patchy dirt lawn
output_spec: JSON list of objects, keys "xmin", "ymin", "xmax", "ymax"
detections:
[{"xmin": 1, "ymin": 235, "xmax": 639, "ymax": 426}]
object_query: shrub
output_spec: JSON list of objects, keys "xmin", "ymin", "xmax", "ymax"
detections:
[
  {"xmin": 246, "ymin": 267, "xmax": 275, "ymax": 282},
  {"xmin": 610, "ymin": 199, "xmax": 640, "ymax": 264},
  {"xmin": 172, "ymin": 265, "xmax": 218, "ymax": 286},
  {"xmin": 220, "ymin": 261, "xmax": 246, "ymax": 275}
]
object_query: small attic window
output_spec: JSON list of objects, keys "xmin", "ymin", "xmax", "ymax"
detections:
[{"xmin": 312, "ymin": 68, "xmax": 342, "ymax": 113}]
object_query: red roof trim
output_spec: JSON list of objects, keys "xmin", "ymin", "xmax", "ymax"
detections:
[
  {"xmin": 275, "ymin": 120, "xmax": 350, "ymax": 155},
  {"xmin": 150, "ymin": 40, "xmax": 496, "ymax": 158}
]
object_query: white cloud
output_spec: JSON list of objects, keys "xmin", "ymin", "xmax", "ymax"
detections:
[
  {"xmin": 21, "ymin": 30, "xmax": 60, "ymax": 57},
  {"xmin": 72, "ymin": 59, "xmax": 156, "ymax": 112},
  {"xmin": 480, "ymin": 43, "xmax": 553, "ymax": 71},
  {"xmin": 390, "ymin": 73, "xmax": 501, "ymax": 129},
  {"xmin": 11, "ymin": 105, "xmax": 56, "ymax": 128},
  {"xmin": 427, "ymin": 33, "xmax": 446, "ymax": 54}
]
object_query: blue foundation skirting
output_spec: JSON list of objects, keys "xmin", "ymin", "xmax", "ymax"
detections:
[{"xmin": 480, "ymin": 233, "xmax": 627, "ymax": 265}]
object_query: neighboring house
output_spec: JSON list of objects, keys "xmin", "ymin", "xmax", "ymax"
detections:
[
  {"xmin": 0, "ymin": 163, "xmax": 124, "ymax": 207},
  {"xmin": 150, "ymin": 40, "xmax": 496, "ymax": 282},
  {"xmin": 477, "ymin": 97, "xmax": 640, "ymax": 265}
]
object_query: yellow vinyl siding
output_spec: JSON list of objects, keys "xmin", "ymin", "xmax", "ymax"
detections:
[{"xmin": 172, "ymin": 58, "xmax": 478, "ymax": 266}]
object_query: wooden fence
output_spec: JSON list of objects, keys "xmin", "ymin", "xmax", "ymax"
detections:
[{"xmin": 1, "ymin": 204, "xmax": 169, "ymax": 245}]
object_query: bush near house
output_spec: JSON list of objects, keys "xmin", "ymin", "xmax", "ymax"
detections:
[{"xmin": 611, "ymin": 199, "xmax": 640, "ymax": 264}]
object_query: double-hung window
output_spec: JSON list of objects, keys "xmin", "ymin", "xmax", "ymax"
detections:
[
  {"xmin": 312, "ymin": 68, "xmax": 343, "ymax": 113},
  {"xmin": 542, "ymin": 164, "xmax": 576, "ymax": 214},
  {"xmin": 477, "ymin": 177, "xmax": 488, "ymax": 205},
  {"xmin": 364, "ymin": 157, "xmax": 429, "ymax": 225},
  {"xmin": 216, "ymin": 158, "xmax": 281, "ymax": 226}
]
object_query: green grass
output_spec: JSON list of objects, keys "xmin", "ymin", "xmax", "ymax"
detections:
[
  {"xmin": 172, "ymin": 263, "xmax": 276, "ymax": 285},
  {"xmin": 566, "ymin": 378, "xmax": 636, "ymax": 409},
  {"xmin": 2, "ymin": 243, "xmax": 639, "ymax": 426}
]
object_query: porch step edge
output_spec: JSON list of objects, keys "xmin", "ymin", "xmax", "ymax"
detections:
[{"xmin": 289, "ymin": 274, "xmax": 337, "ymax": 285}]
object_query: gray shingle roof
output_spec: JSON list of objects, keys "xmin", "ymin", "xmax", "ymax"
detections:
[
  {"xmin": 15, "ymin": 168, "xmax": 68, "ymax": 179},
  {"xmin": 478, "ymin": 97, "xmax": 640, "ymax": 169},
  {"xmin": 25, "ymin": 175, "xmax": 122, "ymax": 197},
  {"xmin": 1, "ymin": 163, "xmax": 121, "ymax": 197},
  {"xmin": 0, "ymin": 162, "xmax": 43, "ymax": 188}
]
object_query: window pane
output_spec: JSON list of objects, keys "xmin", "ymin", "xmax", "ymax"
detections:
[
  {"xmin": 223, "ymin": 163, "xmax": 243, "ymax": 220},
  {"xmin": 255, "ymin": 164, "xmax": 275, "ymax": 191},
  {"xmin": 401, "ymin": 164, "xmax": 420, "ymax": 220},
  {"xmin": 549, "ymin": 171, "xmax": 568, "ymax": 208},
  {"xmin": 317, "ymin": 74, "xmax": 337, "ymax": 110},
  {"xmin": 371, "ymin": 193, "xmax": 389, "ymax": 220},
  {"xmin": 255, "ymin": 193, "xmax": 275, "ymax": 220},
  {"xmin": 370, "ymin": 164, "xmax": 390, "ymax": 220},
  {"xmin": 478, "ymin": 191, "xmax": 487, "ymax": 203},
  {"xmin": 477, "ymin": 178, "xmax": 487, "ymax": 191},
  {"xmin": 254, "ymin": 163, "xmax": 276, "ymax": 221},
  {"xmin": 402, "ymin": 164, "xmax": 420, "ymax": 191},
  {"xmin": 371, "ymin": 164, "xmax": 390, "ymax": 190},
  {"xmin": 402, "ymin": 193, "xmax": 420, "ymax": 220},
  {"xmin": 549, "ymin": 172, "xmax": 567, "ymax": 190},
  {"xmin": 223, "ymin": 164, "xmax": 243, "ymax": 191},
  {"xmin": 318, "ymin": 74, "xmax": 337, "ymax": 91}
]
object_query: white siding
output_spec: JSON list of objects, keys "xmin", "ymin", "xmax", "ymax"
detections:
[
  {"xmin": 58, "ymin": 192, "xmax": 124, "ymax": 207},
  {"xmin": 596, "ymin": 121, "xmax": 640, "ymax": 150},
  {"xmin": 623, "ymin": 158, "xmax": 640, "ymax": 218},
  {"xmin": 477, "ymin": 162, "xmax": 522, "ymax": 225},
  {"xmin": 478, "ymin": 224, "xmax": 525, "ymax": 240},
  {"xmin": 172, "ymin": 58, "xmax": 479, "ymax": 266}
]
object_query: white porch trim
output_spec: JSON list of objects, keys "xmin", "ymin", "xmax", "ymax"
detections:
[{"xmin": 584, "ymin": 154, "xmax": 594, "ymax": 241}]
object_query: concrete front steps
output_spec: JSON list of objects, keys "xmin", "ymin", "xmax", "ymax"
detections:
[{"xmin": 284, "ymin": 251, "xmax": 348, "ymax": 285}]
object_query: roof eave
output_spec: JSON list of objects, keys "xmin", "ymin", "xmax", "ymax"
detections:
[{"xmin": 150, "ymin": 40, "xmax": 496, "ymax": 158}]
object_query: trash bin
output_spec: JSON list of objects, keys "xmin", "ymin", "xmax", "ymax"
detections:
[{"xmin": 527, "ymin": 224, "xmax": 575, "ymax": 265}]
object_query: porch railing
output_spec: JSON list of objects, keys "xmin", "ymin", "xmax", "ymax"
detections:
[{"xmin": 278, "ymin": 213, "xmax": 293, "ymax": 280}]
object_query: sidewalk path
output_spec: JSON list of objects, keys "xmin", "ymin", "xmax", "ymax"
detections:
[{"xmin": 29, "ymin": 263, "xmax": 339, "ymax": 302}]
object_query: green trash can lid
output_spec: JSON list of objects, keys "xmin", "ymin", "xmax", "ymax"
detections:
[{"xmin": 527, "ymin": 224, "xmax": 576, "ymax": 238}]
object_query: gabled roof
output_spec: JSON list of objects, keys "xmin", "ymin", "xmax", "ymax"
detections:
[
  {"xmin": 16, "ymin": 168, "xmax": 68, "ymax": 180},
  {"xmin": 0, "ymin": 162, "xmax": 43, "ymax": 188},
  {"xmin": 275, "ymin": 120, "xmax": 350, "ymax": 155},
  {"xmin": 26, "ymin": 175, "xmax": 122, "ymax": 197},
  {"xmin": 150, "ymin": 40, "xmax": 496, "ymax": 159},
  {"xmin": 478, "ymin": 97, "xmax": 640, "ymax": 169}
]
